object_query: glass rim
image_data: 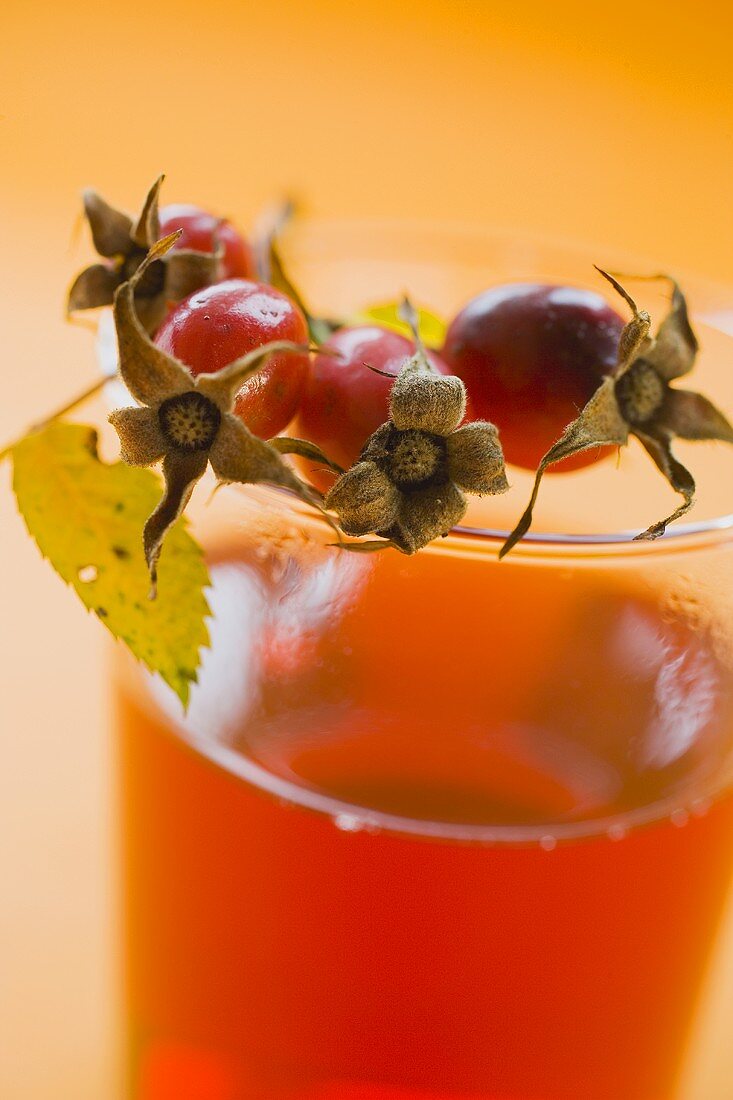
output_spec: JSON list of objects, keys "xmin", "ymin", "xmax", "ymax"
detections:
[
  {"xmin": 246, "ymin": 481, "xmax": 733, "ymax": 559},
  {"xmin": 451, "ymin": 509, "xmax": 733, "ymax": 551}
]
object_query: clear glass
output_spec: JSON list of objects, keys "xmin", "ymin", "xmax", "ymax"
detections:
[{"xmin": 114, "ymin": 223, "xmax": 733, "ymax": 1100}]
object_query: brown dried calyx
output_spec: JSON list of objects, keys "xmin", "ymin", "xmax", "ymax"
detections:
[
  {"xmin": 108, "ymin": 232, "xmax": 322, "ymax": 596},
  {"xmin": 325, "ymin": 298, "xmax": 508, "ymax": 553},
  {"xmin": 500, "ymin": 269, "xmax": 733, "ymax": 558},
  {"xmin": 68, "ymin": 176, "xmax": 222, "ymax": 333}
]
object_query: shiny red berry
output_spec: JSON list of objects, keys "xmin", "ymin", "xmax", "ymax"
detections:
[
  {"xmin": 294, "ymin": 325, "xmax": 453, "ymax": 488},
  {"xmin": 155, "ymin": 279, "xmax": 309, "ymax": 439},
  {"xmin": 442, "ymin": 284, "xmax": 625, "ymax": 472},
  {"xmin": 158, "ymin": 203, "xmax": 255, "ymax": 280}
]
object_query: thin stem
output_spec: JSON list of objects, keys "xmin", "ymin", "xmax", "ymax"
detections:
[
  {"xmin": 365, "ymin": 363, "xmax": 398, "ymax": 379},
  {"xmin": 253, "ymin": 199, "xmax": 296, "ymax": 282},
  {"xmin": 397, "ymin": 296, "xmax": 438, "ymax": 373},
  {"xmin": 0, "ymin": 374, "xmax": 111, "ymax": 463}
]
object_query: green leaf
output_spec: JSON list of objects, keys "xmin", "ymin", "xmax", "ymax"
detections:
[
  {"xmin": 350, "ymin": 301, "xmax": 447, "ymax": 349},
  {"xmin": 11, "ymin": 421, "xmax": 210, "ymax": 706}
]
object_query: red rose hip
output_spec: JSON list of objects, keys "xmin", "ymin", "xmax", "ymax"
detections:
[
  {"xmin": 442, "ymin": 284, "xmax": 625, "ymax": 471},
  {"xmin": 158, "ymin": 203, "xmax": 255, "ymax": 280},
  {"xmin": 294, "ymin": 325, "xmax": 453, "ymax": 488},
  {"xmin": 155, "ymin": 279, "xmax": 310, "ymax": 439}
]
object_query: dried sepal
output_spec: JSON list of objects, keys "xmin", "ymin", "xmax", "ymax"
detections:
[
  {"xmin": 68, "ymin": 175, "xmax": 222, "ymax": 332},
  {"xmin": 67, "ymin": 264, "xmax": 120, "ymax": 313},
  {"xmin": 143, "ymin": 451, "xmax": 208, "ymax": 597},
  {"xmin": 108, "ymin": 406, "xmax": 166, "ymax": 466},
  {"xmin": 268, "ymin": 436, "xmax": 345, "ymax": 474},
  {"xmin": 500, "ymin": 378, "xmax": 629, "ymax": 558},
  {"xmin": 608, "ymin": 273, "xmax": 697, "ymax": 381},
  {"xmin": 447, "ymin": 421, "xmax": 509, "ymax": 495},
  {"xmin": 194, "ymin": 338, "xmax": 310, "ymax": 411},
  {"xmin": 594, "ymin": 268, "xmax": 652, "ymax": 367},
  {"xmin": 391, "ymin": 296, "xmax": 466, "ymax": 434},
  {"xmin": 109, "ymin": 240, "xmax": 324, "ymax": 593},
  {"xmin": 634, "ymin": 428, "xmax": 696, "ymax": 539},
  {"xmin": 327, "ymin": 463, "xmax": 400, "ymax": 536},
  {"xmin": 82, "ymin": 188, "xmax": 134, "ymax": 257},
  {"xmin": 333, "ymin": 537, "xmax": 399, "ymax": 553},
  {"xmin": 382, "ymin": 481, "xmax": 467, "ymax": 553},
  {"xmin": 501, "ymin": 269, "xmax": 733, "ymax": 557},
  {"xmin": 131, "ymin": 174, "xmax": 163, "ymax": 249},
  {"xmin": 113, "ymin": 232, "xmax": 193, "ymax": 406},
  {"xmin": 164, "ymin": 246, "xmax": 223, "ymax": 303},
  {"xmin": 659, "ymin": 389, "xmax": 733, "ymax": 442},
  {"xmin": 326, "ymin": 297, "xmax": 507, "ymax": 554},
  {"xmin": 390, "ymin": 367, "xmax": 466, "ymax": 434},
  {"xmin": 208, "ymin": 415, "xmax": 304, "ymax": 494}
]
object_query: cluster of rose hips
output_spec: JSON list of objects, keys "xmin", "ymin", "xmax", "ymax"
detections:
[
  {"xmin": 72, "ymin": 181, "xmax": 732, "ymax": 573},
  {"xmin": 137, "ymin": 207, "xmax": 627, "ymax": 484}
]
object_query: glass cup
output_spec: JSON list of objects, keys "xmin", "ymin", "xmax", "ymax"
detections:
[{"xmin": 113, "ymin": 222, "xmax": 733, "ymax": 1100}]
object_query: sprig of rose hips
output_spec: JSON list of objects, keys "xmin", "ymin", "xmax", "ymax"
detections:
[{"xmin": 7, "ymin": 181, "xmax": 732, "ymax": 587}]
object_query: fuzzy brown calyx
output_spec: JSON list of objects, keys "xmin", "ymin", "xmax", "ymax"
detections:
[
  {"xmin": 326, "ymin": 299, "xmax": 508, "ymax": 554},
  {"xmin": 377, "ymin": 425, "xmax": 449, "ymax": 490},
  {"xmin": 158, "ymin": 392, "xmax": 222, "ymax": 452},
  {"xmin": 68, "ymin": 176, "xmax": 222, "ymax": 333},
  {"xmin": 614, "ymin": 360, "xmax": 666, "ymax": 426},
  {"xmin": 501, "ymin": 270, "xmax": 733, "ymax": 558},
  {"xmin": 108, "ymin": 236, "xmax": 321, "ymax": 595}
]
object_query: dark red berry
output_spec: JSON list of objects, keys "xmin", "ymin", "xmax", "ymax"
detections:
[
  {"xmin": 442, "ymin": 284, "xmax": 625, "ymax": 472},
  {"xmin": 155, "ymin": 279, "xmax": 309, "ymax": 439},
  {"xmin": 158, "ymin": 203, "xmax": 255, "ymax": 280},
  {"xmin": 294, "ymin": 325, "xmax": 452, "ymax": 488}
]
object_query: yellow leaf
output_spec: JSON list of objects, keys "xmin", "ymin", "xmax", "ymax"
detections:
[
  {"xmin": 12, "ymin": 422, "xmax": 210, "ymax": 706},
  {"xmin": 350, "ymin": 301, "xmax": 447, "ymax": 349}
]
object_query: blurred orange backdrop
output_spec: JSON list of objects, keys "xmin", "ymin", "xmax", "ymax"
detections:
[{"xmin": 2, "ymin": 2, "xmax": 733, "ymax": 1097}]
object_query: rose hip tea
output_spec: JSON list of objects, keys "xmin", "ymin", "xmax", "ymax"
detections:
[{"xmin": 117, "ymin": 498, "xmax": 733, "ymax": 1100}]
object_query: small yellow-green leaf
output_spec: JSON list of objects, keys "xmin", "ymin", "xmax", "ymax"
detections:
[
  {"xmin": 12, "ymin": 421, "xmax": 210, "ymax": 706},
  {"xmin": 350, "ymin": 301, "xmax": 447, "ymax": 349}
]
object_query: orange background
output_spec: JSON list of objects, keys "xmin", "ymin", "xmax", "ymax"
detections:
[{"xmin": 2, "ymin": 2, "xmax": 733, "ymax": 1097}]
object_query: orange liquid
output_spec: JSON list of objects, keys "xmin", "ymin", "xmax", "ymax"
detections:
[{"xmin": 118, "ymin": 525, "xmax": 733, "ymax": 1100}]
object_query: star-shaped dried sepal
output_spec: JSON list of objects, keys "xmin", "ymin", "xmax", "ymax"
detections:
[
  {"xmin": 325, "ymin": 300, "xmax": 508, "ymax": 553},
  {"xmin": 108, "ymin": 233, "xmax": 320, "ymax": 596},
  {"xmin": 68, "ymin": 176, "xmax": 222, "ymax": 332},
  {"xmin": 501, "ymin": 269, "xmax": 733, "ymax": 557}
]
